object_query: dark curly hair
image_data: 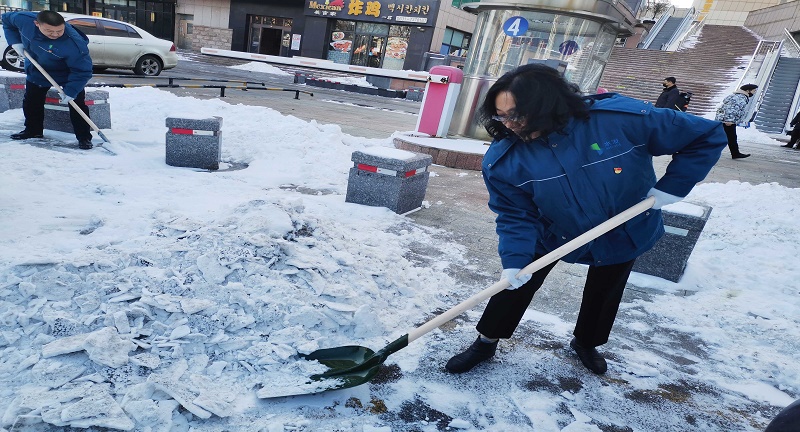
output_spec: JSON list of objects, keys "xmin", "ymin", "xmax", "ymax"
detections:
[{"xmin": 479, "ymin": 64, "xmax": 591, "ymax": 140}]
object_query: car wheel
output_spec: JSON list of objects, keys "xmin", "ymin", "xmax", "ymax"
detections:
[
  {"xmin": 1, "ymin": 46, "xmax": 25, "ymax": 72},
  {"xmin": 134, "ymin": 55, "xmax": 162, "ymax": 76}
]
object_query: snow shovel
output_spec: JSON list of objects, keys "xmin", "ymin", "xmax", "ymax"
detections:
[
  {"xmin": 20, "ymin": 50, "xmax": 114, "ymax": 154},
  {"xmin": 264, "ymin": 196, "xmax": 656, "ymax": 398}
]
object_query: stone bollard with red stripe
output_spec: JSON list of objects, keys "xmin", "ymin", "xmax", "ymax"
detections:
[
  {"xmin": 165, "ymin": 116, "xmax": 222, "ymax": 170},
  {"xmin": 43, "ymin": 89, "xmax": 111, "ymax": 133},
  {"xmin": 0, "ymin": 73, "xmax": 27, "ymax": 112},
  {"xmin": 345, "ymin": 148, "xmax": 432, "ymax": 214}
]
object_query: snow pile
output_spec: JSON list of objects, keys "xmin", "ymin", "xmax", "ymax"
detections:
[{"xmin": 0, "ymin": 87, "xmax": 463, "ymax": 430}]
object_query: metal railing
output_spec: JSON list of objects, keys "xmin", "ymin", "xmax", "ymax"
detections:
[
  {"xmin": 88, "ymin": 75, "xmax": 314, "ymax": 99},
  {"xmin": 639, "ymin": 5, "xmax": 675, "ymax": 49},
  {"xmin": 663, "ymin": 7, "xmax": 698, "ymax": 51},
  {"xmin": 738, "ymin": 40, "xmax": 783, "ymax": 126},
  {"xmin": 782, "ymin": 28, "xmax": 800, "ymax": 58}
]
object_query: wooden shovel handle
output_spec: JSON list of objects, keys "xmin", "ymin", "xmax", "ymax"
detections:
[
  {"xmin": 21, "ymin": 50, "xmax": 109, "ymax": 143},
  {"xmin": 407, "ymin": 196, "xmax": 656, "ymax": 343}
]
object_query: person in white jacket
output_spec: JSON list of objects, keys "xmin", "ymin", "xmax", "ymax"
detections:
[{"xmin": 715, "ymin": 83, "xmax": 758, "ymax": 159}]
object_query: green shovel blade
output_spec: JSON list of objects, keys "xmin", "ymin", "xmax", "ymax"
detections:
[{"xmin": 258, "ymin": 335, "xmax": 410, "ymax": 398}]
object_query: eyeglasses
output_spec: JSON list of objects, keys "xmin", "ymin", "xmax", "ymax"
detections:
[{"xmin": 491, "ymin": 114, "xmax": 520, "ymax": 123}]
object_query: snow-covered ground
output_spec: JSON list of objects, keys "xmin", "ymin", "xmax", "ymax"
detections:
[{"xmin": 0, "ymin": 86, "xmax": 797, "ymax": 431}]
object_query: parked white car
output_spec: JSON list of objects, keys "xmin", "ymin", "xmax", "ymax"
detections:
[{"xmin": 0, "ymin": 12, "xmax": 177, "ymax": 76}]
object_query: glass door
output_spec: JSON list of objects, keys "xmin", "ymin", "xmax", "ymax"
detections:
[{"xmin": 351, "ymin": 34, "xmax": 370, "ymax": 66}]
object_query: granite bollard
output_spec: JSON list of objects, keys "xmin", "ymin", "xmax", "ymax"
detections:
[
  {"xmin": 632, "ymin": 202, "xmax": 713, "ymax": 282},
  {"xmin": 43, "ymin": 89, "xmax": 111, "ymax": 133},
  {"xmin": 165, "ymin": 116, "xmax": 222, "ymax": 170},
  {"xmin": 0, "ymin": 73, "xmax": 26, "ymax": 112},
  {"xmin": 345, "ymin": 148, "xmax": 432, "ymax": 214}
]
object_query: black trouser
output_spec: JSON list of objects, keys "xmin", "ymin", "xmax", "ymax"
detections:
[
  {"xmin": 722, "ymin": 123, "xmax": 741, "ymax": 156},
  {"xmin": 476, "ymin": 256, "xmax": 637, "ymax": 348},
  {"xmin": 23, "ymin": 80, "xmax": 92, "ymax": 141},
  {"xmin": 789, "ymin": 127, "xmax": 800, "ymax": 147}
]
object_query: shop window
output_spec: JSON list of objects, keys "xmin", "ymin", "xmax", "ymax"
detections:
[
  {"xmin": 327, "ymin": 20, "xmax": 356, "ymax": 64},
  {"xmin": 441, "ymin": 27, "xmax": 471, "ymax": 57}
]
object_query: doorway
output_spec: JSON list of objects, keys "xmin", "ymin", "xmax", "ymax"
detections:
[
  {"xmin": 352, "ymin": 34, "xmax": 385, "ymax": 68},
  {"xmin": 259, "ymin": 28, "xmax": 283, "ymax": 55},
  {"xmin": 248, "ymin": 16, "xmax": 293, "ymax": 57},
  {"xmin": 176, "ymin": 13, "xmax": 192, "ymax": 49}
]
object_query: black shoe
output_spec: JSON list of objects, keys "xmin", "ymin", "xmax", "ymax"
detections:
[
  {"xmin": 445, "ymin": 337, "xmax": 498, "ymax": 373},
  {"xmin": 10, "ymin": 130, "xmax": 44, "ymax": 140},
  {"xmin": 78, "ymin": 139, "xmax": 93, "ymax": 150},
  {"xmin": 732, "ymin": 153, "xmax": 750, "ymax": 159},
  {"xmin": 782, "ymin": 143, "xmax": 795, "ymax": 148},
  {"xmin": 570, "ymin": 337, "xmax": 607, "ymax": 375}
]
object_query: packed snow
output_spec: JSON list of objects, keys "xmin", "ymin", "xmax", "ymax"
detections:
[{"xmin": 0, "ymin": 86, "xmax": 797, "ymax": 431}]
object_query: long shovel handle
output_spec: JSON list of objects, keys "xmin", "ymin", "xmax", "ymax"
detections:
[
  {"xmin": 21, "ymin": 50, "xmax": 110, "ymax": 143},
  {"xmin": 407, "ymin": 196, "xmax": 656, "ymax": 343}
]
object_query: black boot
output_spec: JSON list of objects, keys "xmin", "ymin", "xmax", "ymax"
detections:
[
  {"xmin": 570, "ymin": 337, "xmax": 607, "ymax": 374},
  {"xmin": 78, "ymin": 139, "xmax": 93, "ymax": 150},
  {"xmin": 10, "ymin": 130, "xmax": 44, "ymax": 140},
  {"xmin": 732, "ymin": 153, "xmax": 751, "ymax": 159},
  {"xmin": 445, "ymin": 336, "xmax": 498, "ymax": 373}
]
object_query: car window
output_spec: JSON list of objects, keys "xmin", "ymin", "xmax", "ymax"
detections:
[
  {"xmin": 101, "ymin": 21, "xmax": 142, "ymax": 39},
  {"xmin": 68, "ymin": 18, "xmax": 100, "ymax": 36}
]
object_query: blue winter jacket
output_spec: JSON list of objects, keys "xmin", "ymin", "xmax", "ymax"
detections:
[
  {"xmin": 1, "ymin": 11, "xmax": 92, "ymax": 98},
  {"xmin": 482, "ymin": 94, "xmax": 727, "ymax": 269}
]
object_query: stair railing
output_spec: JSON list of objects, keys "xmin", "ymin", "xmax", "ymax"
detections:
[
  {"xmin": 785, "ymin": 77, "xmax": 800, "ymax": 135},
  {"xmin": 663, "ymin": 7, "xmax": 697, "ymax": 51},
  {"xmin": 639, "ymin": 6, "xmax": 675, "ymax": 49},
  {"xmin": 740, "ymin": 40, "xmax": 783, "ymax": 128},
  {"xmin": 782, "ymin": 28, "xmax": 800, "ymax": 58}
]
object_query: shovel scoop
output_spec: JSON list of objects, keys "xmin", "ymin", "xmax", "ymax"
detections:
[{"xmin": 259, "ymin": 197, "xmax": 655, "ymax": 398}]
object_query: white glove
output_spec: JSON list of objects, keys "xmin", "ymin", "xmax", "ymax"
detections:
[
  {"xmin": 11, "ymin": 43, "xmax": 24, "ymax": 55},
  {"xmin": 501, "ymin": 268, "xmax": 532, "ymax": 290},
  {"xmin": 648, "ymin": 187, "xmax": 682, "ymax": 210},
  {"xmin": 60, "ymin": 94, "xmax": 74, "ymax": 105}
]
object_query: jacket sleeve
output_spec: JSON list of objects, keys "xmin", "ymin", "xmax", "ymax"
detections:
[
  {"xmin": 645, "ymin": 109, "xmax": 727, "ymax": 197},
  {"xmin": 62, "ymin": 34, "xmax": 93, "ymax": 98},
  {"xmin": 483, "ymin": 169, "xmax": 542, "ymax": 269},
  {"xmin": 2, "ymin": 12, "xmax": 24, "ymax": 46},
  {"xmin": 791, "ymin": 111, "xmax": 800, "ymax": 127}
]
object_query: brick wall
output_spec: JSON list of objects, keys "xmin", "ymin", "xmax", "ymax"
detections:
[{"xmin": 188, "ymin": 25, "xmax": 233, "ymax": 51}]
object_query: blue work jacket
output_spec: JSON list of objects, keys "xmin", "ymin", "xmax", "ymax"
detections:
[
  {"xmin": 1, "ymin": 11, "xmax": 92, "ymax": 98},
  {"xmin": 482, "ymin": 94, "xmax": 727, "ymax": 269}
]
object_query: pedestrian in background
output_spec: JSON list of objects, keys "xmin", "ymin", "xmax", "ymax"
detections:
[
  {"xmin": 715, "ymin": 83, "xmax": 758, "ymax": 159},
  {"xmin": 1, "ymin": 10, "xmax": 94, "ymax": 149},
  {"xmin": 781, "ymin": 110, "xmax": 800, "ymax": 149},
  {"xmin": 445, "ymin": 64, "xmax": 727, "ymax": 376},
  {"xmin": 654, "ymin": 76, "xmax": 681, "ymax": 110}
]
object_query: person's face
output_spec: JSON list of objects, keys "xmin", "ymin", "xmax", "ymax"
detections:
[
  {"xmin": 35, "ymin": 21, "xmax": 65, "ymax": 39},
  {"xmin": 493, "ymin": 91, "xmax": 540, "ymax": 140},
  {"xmin": 662, "ymin": 80, "xmax": 672, "ymax": 88}
]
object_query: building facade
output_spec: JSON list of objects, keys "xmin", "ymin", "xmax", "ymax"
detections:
[
  {"xmin": 743, "ymin": 0, "xmax": 800, "ymax": 42},
  {"xmin": 693, "ymin": 0, "xmax": 786, "ymax": 26}
]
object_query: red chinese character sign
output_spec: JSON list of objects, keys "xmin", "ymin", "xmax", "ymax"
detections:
[{"xmin": 305, "ymin": 0, "xmax": 436, "ymax": 26}]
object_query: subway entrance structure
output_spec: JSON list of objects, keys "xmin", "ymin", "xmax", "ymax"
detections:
[{"xmin": 448, "ymin": 0, "xmax": 641, "ymax": 140}]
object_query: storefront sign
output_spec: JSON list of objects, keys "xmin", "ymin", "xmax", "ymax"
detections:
[
  {"xmin": 291, "ymin": 34, "xmax": 302, "ymax": 50},
  {"xmin": 305, "ymin": 0, "xmax": 436, "ymax": 27}
]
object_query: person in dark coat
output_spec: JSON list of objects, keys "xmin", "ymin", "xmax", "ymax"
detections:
[
  {"xmin": 654, "ymin": 76, "xmax": 681, "ymax": 110},
  {"xmin": 715, "ymin": 83, "xmax": 758, "ymax": 159},
  {"xmin": 1, "ymin": 10, "xmax": 94, "ymax": 149},
  {"xmin": 444, "ymin": 64, "xmax": 727, "ymax": 376},
  {"xmin": 781, "ymin": 110, "xmax": 800, "ymax": 149}
]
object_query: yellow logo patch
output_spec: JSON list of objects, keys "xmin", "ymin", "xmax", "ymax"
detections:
[{"xmin": 614, "ymin": 168, "xmax": 622, "ymax": 174}]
